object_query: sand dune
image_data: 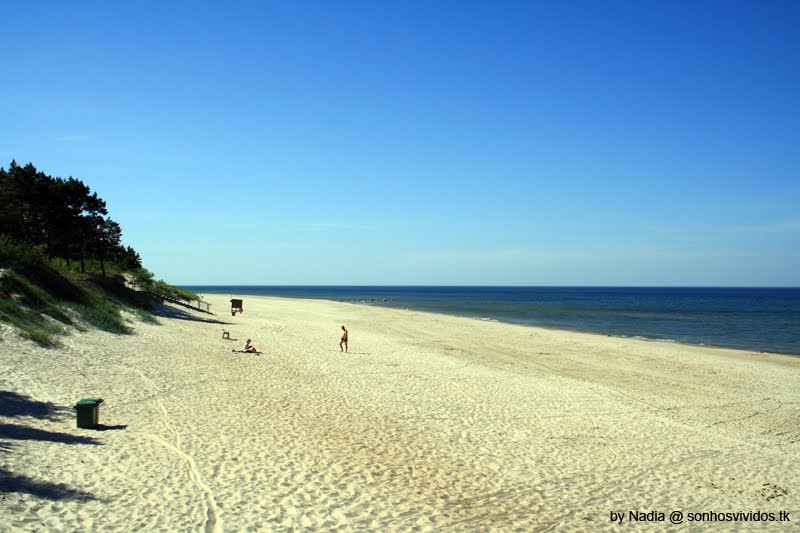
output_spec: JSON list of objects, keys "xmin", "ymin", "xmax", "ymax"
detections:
[{"xmin": 1, "ymin": 294, "xmax": 797, "ymax": 531}]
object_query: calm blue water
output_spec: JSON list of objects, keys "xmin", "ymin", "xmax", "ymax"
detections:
[{"xmin": 184, "ymin": 286, "xmax": 800, "ymax": 355}]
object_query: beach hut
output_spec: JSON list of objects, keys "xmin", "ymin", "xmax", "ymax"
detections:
[{"xmin": 230, "ymin": 299, "xmax": 243, "ymax": 316}]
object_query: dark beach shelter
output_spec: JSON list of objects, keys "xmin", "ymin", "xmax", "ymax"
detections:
[{"xmin": 230, "ymin": 299, "xmax": 243, "ymax": 316}]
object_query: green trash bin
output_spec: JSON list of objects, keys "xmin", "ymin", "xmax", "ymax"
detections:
[{"xmin": 74, "ymin": 398, "xmax": 104, "ymax": 429}]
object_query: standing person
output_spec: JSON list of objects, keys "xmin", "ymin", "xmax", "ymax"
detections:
[{"xmin": 339, "ymin": 325, "xmax": 348, "ymax": 352}]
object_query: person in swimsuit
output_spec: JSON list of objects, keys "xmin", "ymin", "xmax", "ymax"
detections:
[
  {"xmin": 339, "ymin": 326, "xmax": 348, "ymax": 352},
  {"xmin": 243, "ymin": 339, "xmax": 257, "ymax": 353}
]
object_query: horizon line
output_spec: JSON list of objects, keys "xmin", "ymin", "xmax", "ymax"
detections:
[{"xmin": 179, "ymin": 284, "xmax": 800, "ymax": 289}]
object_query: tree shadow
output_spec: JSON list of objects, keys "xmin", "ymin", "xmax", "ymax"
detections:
[
  {"xmin": 150, "ymin": 303, "xmax": 229, "ymax": 324},
  {"xmin": 0, "ymin": 392, "xmax": 104, "ymax": 502},
  {"xmin": 0, "ymin": 424, "xmax": 101, "ymax": 445},
  {"xmin": 0, "ymin": 422, "xmax": 102, "ymax": 501},
  {"xmin": 0, "ymin": 467, "xmax": 99, "ymax": 501},
  {"xmin": 0, "ymin": 391, "xmax": 70, "ymax": 420}
]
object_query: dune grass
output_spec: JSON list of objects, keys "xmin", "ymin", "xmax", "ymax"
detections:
[{"xmin": 0, "ymin": 235, "xmax": 163, "ymax": 346}]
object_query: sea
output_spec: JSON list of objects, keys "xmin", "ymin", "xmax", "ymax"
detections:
[{"xmin": 183, "ymin": 286, "xmax": 800, "ymax": 356}]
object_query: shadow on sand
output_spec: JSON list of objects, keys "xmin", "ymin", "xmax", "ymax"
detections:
[
  {"xmin": 150, "ymin": 303, "xmax": 229, "ymax": 325},
  {"xmin": 96, "ymin": 424, "xmax": 128, "ymax": 431},
  {"xmin": 0, "ymin": 467, "xmax": 99, "ymax": 501},
  {"xmin": 0, "ymin": 391, "xmax": 103, "ymax": 501},
  {"xmin": 0, "ymin": 391, "xmax": 70, "ymax": 420},
  {"xmin": 0, "ymin": 424, "xmax": 102, "ymax": 445}
]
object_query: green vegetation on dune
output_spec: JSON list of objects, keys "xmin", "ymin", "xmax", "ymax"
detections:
[
  {"xmin": 149, "ymin": 279, "xmax": 199, "ymax": 302},
  {"xmin": 0, "ymin": 238, "xmax": 201, "ymax": 346},
  {"xmin": 0, "ymin": 278, "xmax": 68, "ymax": 347},
  {"xmin": 0, "ymin": 160, "xmax": 199, "ymax": 346},
  {"xmin": 0, "ymin": 236, "xmax": 161, "ymax": 345}
]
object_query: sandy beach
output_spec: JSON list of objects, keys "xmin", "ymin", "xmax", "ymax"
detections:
[{"xmin": 1, "ymin": 293, "xmax": 798, "ymax": 531}]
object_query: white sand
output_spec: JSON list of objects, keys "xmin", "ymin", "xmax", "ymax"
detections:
[{"xmin": 1, "ymin": 293, "xmax": 798, "ymax": 531}]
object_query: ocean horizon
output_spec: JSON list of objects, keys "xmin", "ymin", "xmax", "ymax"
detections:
[{"xmin": 183, "ymin": 286, "xmax": 800, "ymax": 356}]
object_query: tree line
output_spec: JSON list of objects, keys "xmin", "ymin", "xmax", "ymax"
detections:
[{"xmin": 0, "ymin": 160, "xmax": 142, "ymax": 276}]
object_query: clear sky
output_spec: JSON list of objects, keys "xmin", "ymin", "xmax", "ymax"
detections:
[{"xmin": 2, "ymin": 1, "xmax": 799, "ymax": 286}]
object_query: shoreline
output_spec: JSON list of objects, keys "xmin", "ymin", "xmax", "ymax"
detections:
[
  {"xmin": 191, "ymin": 286, "xmax": 800, "ymax": 357},
  {"xmin": 203, "ymin": 292, "xmax": 800, "ymax": 361},
  {"xmin": 2, "ymin": 293, "xmax": 798, "ymax": 530}
]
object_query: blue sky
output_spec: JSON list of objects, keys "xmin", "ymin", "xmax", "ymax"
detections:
[{"xmin": 2, "ymin": 1, "xmax": 798, "ymax": 286}]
